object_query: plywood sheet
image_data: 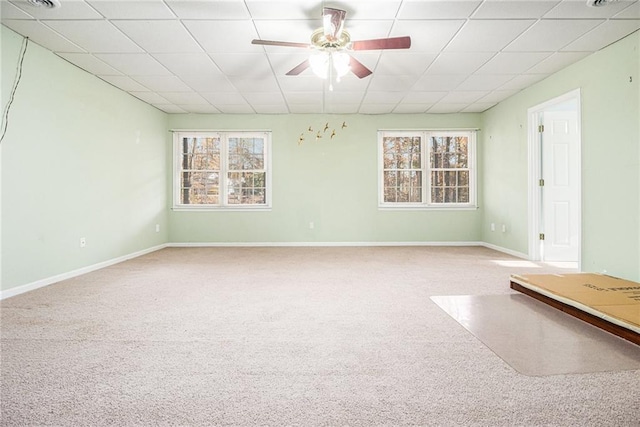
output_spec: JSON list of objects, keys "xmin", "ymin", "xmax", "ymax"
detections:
[{"xmin": 511, "ymin": 273, "xmax": 640, "ymax": 331}]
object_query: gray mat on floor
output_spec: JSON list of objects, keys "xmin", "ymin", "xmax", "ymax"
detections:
[{"xmin": 431, "ymin": 293, "xmax": 640, "ymax": 376}]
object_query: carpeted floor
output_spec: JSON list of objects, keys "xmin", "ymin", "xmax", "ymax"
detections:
[{"xmin": 1, "ymin": 246, "xmax": 638, "ymax": 426}]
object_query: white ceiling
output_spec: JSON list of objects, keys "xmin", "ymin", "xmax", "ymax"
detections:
[{"xmin": 2, "ymin": 0, "xmax": 639, "ymax": 114}]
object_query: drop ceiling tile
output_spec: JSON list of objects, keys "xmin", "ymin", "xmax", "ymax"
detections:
[
  {"xmin": 210, "ymin": 53, "xmax": 272, "ymax": 77},
  {"xmin": 216, "ymin": 104, "xmax": 255, "ymax": 113},
  {"xmin": 129, "ymin": 91, "xmax": 170, "ymax": 105},
  {"xmin": 200, "ymin": 92, "xmax": 246, "ymax": 104},
  {"xmin": 1, "ymin": 1, "xmax": 33, "ymax": 19},
  {"xmin": 324, "ymin": 91, "xmax": 366, "ymax": 104},
  {"xmin": 504, "ymin": 19, "xmax": 604, "ymax": 52},
  {"xmin": 152, "ymin": 53, "xmax": 222, "ymax": 76},
  {"xmin": 376, "ymin": 52, "xmax": 438, "ymax": 76},
  {"xmin": 57, "ymin": 53, "xmax": 122, "ymax": 75},
  {"xmin": 362, "ymin": 91, "xmax": 407, "ymax": 104},
  {"xmin": 98, "ymin": 75, "xmax": 150, "ymax": 91},
  {"xmin": 472, "ymin": 0, "xmax": 561, "ymax": 18},
  {"xmin": 43, "ymin": 20, "xmax": 143, "ymax": 53},
  {"xmin": 112, "ymin": 20, "xmax": 202, "ymax": 53},
  {"xmin": 277, "ymin": 76, "xmax": 325, "ymax": 92},
  {"xmin": 2, "ymin": 20, "xmax": 84, "ymax": 53},
  {"xmin": 446, "ymin": 20, "xmax": 536, "ymax": 52},
  {"xmin": 180, "ymin": 73, "xmax": 238, "ymax": 92},
  {"xmin": 359, "ymin": 104, "xmax": 397, "ymax": 114},
  {"xmin": 153, "ymin": 104, "xmax": 187, "ymax": 113},
  {"xmin": 391, "ymin": 20, "xmax": 465, "ymax": 52},
  {"xmin": 283, "ymin": 92, "xmax": 323, "ymax": 104},
  {"xmin": 184, "ymin": 20, "xmax": 262, "ymax": 53},
  {"xmin": 439, "ymin": 91, "xmax": 488, "ymax": 103},
  {"xmin": 344, "ymin": 20, "xmax": 394, "ymax": 41},
  {"xmin": 401, "ymin": 91, "xmax": 448, "ymax": 103},
  {"xmin": 393, "ymin": 104, "xmax": 431, "ymax": 113},
  {"xmin": 427, "ymin": 103, "xmax": 468, "ymax": 113},
  {"xmin": 179, "ymin": 104, "xmax": 220, "ymax": 113},
  {"xmin": 325, "ymin": 103, "xmax": 360, "ymax": 113},
  {"xmin": 456, "ymin": 74, "xmax": 516, "ymax": 91},
  {"xmin": 164, "ymin": 0, "xmax": 250, "ymax": 19},
  {"xmin": 288, "ymin": 104, "xmax": 323, "ymax": 113},
  {"xmin": 544, "ymin": 0, "xmax": 634, "ymax": 18},
  {"xmin": 397, "ymin": 0, "xmax": 481, "ymax": 19},
  {"xmin": 368, "ymin": 75, "xmax": 419, "ymax": 91},
  {"xmin": 229, "ymin": 76, "xmax": 280, "ymax": 93},
  {"xmin": 477, "ymin": 52, "xmax": 553, "ymax": 74},
  {"xmin": 348, "ymin": 52, "xmax": 382, "ymax": 73},
  {"xmin": 158, "ymin": 91, "xmax": 209, "ymax": 105},
  {"xmin": 340, "ymin": 1, "xmax": 403, "ymax": 20},
  {"xmin": 245, "ymin": 1, "xmax": 322, "ymax": 19},
  {"xmin": 88, "ymin": 1, "xmax": 176, "ymax": 19},
  {"xmin": 526, "ymin": 52, "xmax": 591, "ymax": 74},
  {"xmin": 614, "ymin": 0, "xmax": 640, "ymax": 18},
  {"xmin": 497, "ymin": 74, "xmax": 548, "ymax": 91},
  {"xmin": 462, "ymin": 103, "xmax": 497, "ymax": 113},
  {"xmin": 95, "ymin": 53, "xmax": 171, "ymax": 75},
  {"xmin": 252, "ymin": 104, "xmax": 289, "ymax": 114},
  {"xmin": 426, "ymin": 52, "xmax": 495, "ymax": 74},
  {"xmin": 8, "ymin": 0, "xmax": 103, "ymax": 19},
  {"xmin": 132, "ymin": 75, "xmax": 193, "ymax": 92},
  {"xmin": 562, "ymin": 20, "xmax": 640, "ymax": 52},
  {"xmin": 242, "ymin": 91, "xmax": 286, "ymax": 104},
  {"xmin": 412, "ymin": 74, "xmax": 468, "ymax": 91},
  {"xmin": 477, "ymin": 90, "xmax": 519, "ymax": 103}
]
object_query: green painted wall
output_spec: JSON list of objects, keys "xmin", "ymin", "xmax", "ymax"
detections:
[
  {"xmin": 481, "ymin": 31, "xmax": 640, "ymax": 281},
  {"xmin": 167, "ymin": 114, "xmax": 482, "ymax": 244},
  {"xmin": 1, "ymin": 27, "xmax": 169, "ymax": 291}
]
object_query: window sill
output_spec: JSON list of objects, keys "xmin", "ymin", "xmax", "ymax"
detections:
[
  {"xmin": 172, "ymin": 205, "xmax": 272, "ymax": 212},
  {"xmin": 378, "ymin": 204, "xmax": 478, "ymax": 211}
]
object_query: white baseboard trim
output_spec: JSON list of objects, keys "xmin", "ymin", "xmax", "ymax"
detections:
[
  {"xmin": 167, "ymin": 241, "xmax": 485, "ymax": 248},
  {"xmin": 1, "ymin": 241, "xmax": 530, "ymax": 300},
  {"xmin": 480, "ymin": 242, "xmax": 529, "ymax": 259},
  {"xmin": 0, "ymin": 244, "xmax": 168, "ymax": 300}
]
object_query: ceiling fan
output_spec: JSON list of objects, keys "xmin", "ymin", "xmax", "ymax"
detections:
[{"xmin": 251, "ymin": 7, "xmax": 411, "ymax": 82}]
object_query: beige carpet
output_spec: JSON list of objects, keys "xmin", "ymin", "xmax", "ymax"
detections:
[{"xmin": 1, "ymin": 246, "xmax": 639, "ymax": 426}]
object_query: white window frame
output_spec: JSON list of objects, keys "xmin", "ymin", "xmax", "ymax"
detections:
[
  {"xmin": 378, "ymin": 129, "xmax": 477, "ymax": 210},
  {"xmin": 173, "ymin": 130, "xmax": 272, "ymax": 211}
]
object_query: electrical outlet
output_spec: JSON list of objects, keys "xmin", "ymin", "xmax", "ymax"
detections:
[
  {"xmin": 309, "ymin": 221, "xmax": 314, "ymax": 229},
  {"xmin": 79, "ymin": 237, "xmax": 86, "ymax": 248},
  {"xmin": 490, "ymin": 223, "xmax": 495, "ymax": 232},
  {"xmin": 155, "ymin": 224, "xmax": 160, "ymax": 232},
  {"xmin": 502, "ymin": 224, "xmax": 507, "ymax": 233}
]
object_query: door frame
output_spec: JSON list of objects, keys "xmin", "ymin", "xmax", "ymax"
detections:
[{"xmin": 527, "ymin": 88, "xmax": 582, "ymax": 266}]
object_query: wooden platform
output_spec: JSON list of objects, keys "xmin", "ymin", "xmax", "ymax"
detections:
[{"xmin": 510, "ymin": 273, "xmax": 640, "ymax": 346}]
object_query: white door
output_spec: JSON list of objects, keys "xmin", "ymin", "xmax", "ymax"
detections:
[{"xmin": 541, "ymin": 110, "xmax": 579, "ymax": 262}]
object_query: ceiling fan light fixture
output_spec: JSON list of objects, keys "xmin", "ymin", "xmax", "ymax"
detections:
[
  {"xmin": 25, "ymin": 0, "xmax": 61, "ymax": 8},
  {"xmin": 332, "ymin": 51, "xmax": 351, "ymax": 79},
  {"xmin": 309, "ymin": 51, "xmax": 330, "ymax": 79}
]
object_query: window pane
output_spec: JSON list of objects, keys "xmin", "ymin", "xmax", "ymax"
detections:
[
  {"xmin": 227, "ymin": 171, "xmax": 266, "ymax": 205},
  {"xmin": 181, "ymin": 171, "xmax": 219, "ymax": 204},
  {"xmin": 445, "ymin": 188, "xmax": 456, "ymax": 203},
  {"xmin": 432, "ymin": 187, "xmax": 443, "ymax": 203},
  {"xmin": 458, "ymin": 187, "xmax": 469, "ymax": 203},
  {"xmin": 229, "ymin": 137, "xmax": 265, "ymax": 170},
  {"xmin": 459, "ymin": 171, "xmax": 469, "ymax": 186},
  {"xmin": 444, "ymin": 171, "xmax": 457, "ymax": 186}
]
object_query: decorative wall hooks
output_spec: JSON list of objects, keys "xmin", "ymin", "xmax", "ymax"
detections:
[{"xmin": 297, "ymin": 121, "xmax": 347, "ymax": 145}]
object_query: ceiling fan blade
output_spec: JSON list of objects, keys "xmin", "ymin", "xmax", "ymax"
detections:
[
  {"xmin": 349, "ymin": 56, "xmax": 372, "ymax": 79},
  {"xmin": 322, "ymin": 7, "xmax": 346, "ymax": 40},
  {"xmin": 252, "ymin": 39, "xmax": 311, "ymax": 49},
  {"xmin": 286, "ymin": 60, "xmax": 311, "ymax": 76},
  {"xmin": 351, "ymin": 36, "xmax": 412, "ymax": 51}
]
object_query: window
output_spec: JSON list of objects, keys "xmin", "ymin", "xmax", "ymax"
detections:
[
  {"xmin": 173, "ymin": 131, "xmax": 271, "ymax": 210},
  {"xmin": 379, "ymin": 130, "xmax": 476, "ymax": 209}
]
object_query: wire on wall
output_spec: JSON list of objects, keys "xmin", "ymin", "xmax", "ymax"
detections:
[{"xmin": 0, "ymin": 36, "xmax": 29, "ymax": 145}]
